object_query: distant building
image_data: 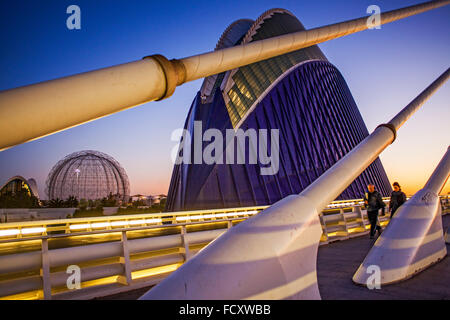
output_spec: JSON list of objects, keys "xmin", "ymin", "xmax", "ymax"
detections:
[
  {"xmin": 46, "ymin": 150, "xmax": 130, "ymax": 202},
  {"xmin": 166, "ymin": 9, "xmax": 391, "ymax": 211},
  {"xmin": 150, "ymin": 194, "xmax": 167, "ymax": 205},
  {"xmin": 0, "ymin": 175, "xmax": 40, "ymax": 200},
  {"xmin": 131, "ymin": 194, "xmax": 167, "ymax": 206}
]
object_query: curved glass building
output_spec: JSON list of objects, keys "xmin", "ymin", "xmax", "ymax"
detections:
[
  {"xmin": 0, "ymin": 176, "xmax": 40, "ymax": 208},
  {"xmin": 166, "ymin": 9, "xmax": 391, "ymax": 211},
  {"xmin": 0, "ymin": 176, "xmax": 40, "ymax": 200},
  {"xmin": 46, "ymin": 150, "xmax": 130, "ymax": 201}
]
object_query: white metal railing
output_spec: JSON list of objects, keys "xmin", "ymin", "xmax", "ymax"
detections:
[
  {"xmin": 0, "ymin": 197, "xmax": 399, "ymax": 241},
  {"xmin": 0, "ymin": 198, "xmax": 448, "ymax": 300},
  {"xmin": 0, "ymin": 206, "xmax": 266, "ymax": 241}
]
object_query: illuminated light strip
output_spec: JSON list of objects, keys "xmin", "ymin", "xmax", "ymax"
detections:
[
  {"xmin": 327, "ymin": 232, "xmax": 338, "ymax": 237},
  {"xmin": 225, "ymin": 213, "xmax": 237, "ymax": 217},
  {"xmin": 21, "ymin": 227, "xmax": 46, "ymax": 235},
  {"xmin": 145, "ymin": 218, "xmax": 162, "ymax": 224},
  {"xmin": 175, "ymin": 210, "xmax": 260, "ymax": 221},
  {"xmin": 348, "ymin": 227, "xmax": 365, "ymax": 233},
  {"xmin": 131, "ymin": 263, "xmax": 183, "ymax": 280},
  {"xmin": 327, "ymin": 201, "xmax": 366, "ymax": 208},
  {"xmin": 176, "ymin": 215, "xmax": 203, "ymax": 221},
  {"xmin": 129, "ymin": 219, "xmax": 146, "ymax": 225},
  {"xmin": 0, "ymin": 229, "xmax": 20, "ymax": 237},
  {"xmin": 0, "ymin": 210, "xmax": 262, "ymax": 237},
  {"xmin": 0, "ymin": 290, "xmax": 40, "ymax": 301},
  {"xmin": 69, "ymin": 224, "xmax": 91, "ymax": 230},
  {"xmin": 78, "ymin": 275, "xmax": 118, "ymax": 289},
  {"xmin": 91, "ymin": 222, "xmax": 110, "ymax": 229},
  {"xmin": 110, "ymin": 221, "xmax": 129, "ymax": 227}
]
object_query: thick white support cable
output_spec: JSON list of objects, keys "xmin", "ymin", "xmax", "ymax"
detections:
[
  {"xmin": 300, "ymin": 68, "xmax": 450, "ymax": 212},
  {"xmin": 0, "ymin": 0, "xmax": 448, "ymax": 151},
  {"xmin": 180, "ymin": 0, "xmax": 450, "ymax": 82},
  {"xmin": 140, "ymin": 69, "xmax": 449, "ymax": 300}
]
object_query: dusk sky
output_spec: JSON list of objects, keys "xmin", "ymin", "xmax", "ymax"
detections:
[{"xmin": 0, "ymin": 0, "xmax": 449, "ymax": 199}]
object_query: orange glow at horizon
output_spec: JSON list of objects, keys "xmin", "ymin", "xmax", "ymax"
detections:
[
  {"xmin": 129, "ymin": 160, "xmax": 450, "ymax": 199},
  {"xmin": 130, "ymin": 173, "xmax": 449, "ymax": 199}
]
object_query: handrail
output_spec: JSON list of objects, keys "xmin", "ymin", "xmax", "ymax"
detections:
[
  {"xmin": 0, "ymin": 0, "xmax": 448, "ymax": 151},
  {"xmin": 0, "ymin": 205, "xmax": 395, "ymax": 299},
  {"xmin": 0, "ymin": 197, "xmax": 403, "ymax": 241},
  {"xmin": 0, "ymin": 201, "xmax": 447, "ymax": 300}
]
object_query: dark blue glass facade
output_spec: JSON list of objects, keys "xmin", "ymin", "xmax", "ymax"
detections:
[
  {"xmin": 166, "ymin": 60, "xmax": 391, "ymax": 211},
  {"xmin": 166, "ymin": 9, "xmax": 391, "ymax": 211}
]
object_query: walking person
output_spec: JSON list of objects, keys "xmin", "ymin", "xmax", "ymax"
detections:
[
  {"xmin": 364, "ymin": 184, "xmax": 385, "ymax": 239},
  {"xmin": 389, "ymin": 182, "xmax": 407, "ymax": 219}
]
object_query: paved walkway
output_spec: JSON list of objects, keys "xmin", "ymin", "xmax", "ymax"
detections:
[
  {"xmin": 317, "ymin": 214, "xmax": 450, "ymax": 300},
  {"xmin": 99, "ymin": 215, "xmax": 450, "ymax": 300}
]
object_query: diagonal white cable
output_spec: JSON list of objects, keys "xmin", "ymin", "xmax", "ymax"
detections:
[{"xmin": 0, "ymin": 0, "xmax": 448, "ymax": 151}]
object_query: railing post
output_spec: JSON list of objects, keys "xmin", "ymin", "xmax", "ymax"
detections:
[
  {"xmin": 40, "ymin": 238, "xmax": 51, "ymax": 300},
  {"xmin": 180, "ymin": 226, "xmax": 191, "ymax": 261},
  {"xmin": 118, "ymin": 231, "xmax": 132, "ymax": 286},
  {"xmin": 354, "ymin": 205, "xmax": 368, "ymax": 232},
  {"xmin": 360, "ymin": 208, "xmax": 369, "ymax": 231},
  {"xmin": 339, "ymin": 209, "xmax": 349, "ymax": 238},
  {"xmin": 319, "ymin": 212, "xmax": 329, "ymax": 243}
]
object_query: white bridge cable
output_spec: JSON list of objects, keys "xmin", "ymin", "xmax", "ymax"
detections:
[{"xmin": 0, "ymin": 0, "xmax": 449, "ymax": 151}]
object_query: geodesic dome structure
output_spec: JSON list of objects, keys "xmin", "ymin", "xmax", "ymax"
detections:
[{"xmin": 46, "ymin": 150, "xmax": 130, "ymax": 202}]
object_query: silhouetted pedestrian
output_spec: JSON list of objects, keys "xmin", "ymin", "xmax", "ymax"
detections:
[
  {"xmin": 389, "ymin": 182, "xmax": 406, "ymax": 218},
  {"xmin": 364, "ymin": 184, "xmax": 385, "ymax": 239}
]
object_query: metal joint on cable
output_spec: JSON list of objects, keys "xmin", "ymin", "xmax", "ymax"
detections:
[
  {"xmin": 143, "ymin": 54, "xmax": 186, "ymax": 100},
  {"xmin": 376, "ymin": 123, "xmax": 397, "ymax": 143}
]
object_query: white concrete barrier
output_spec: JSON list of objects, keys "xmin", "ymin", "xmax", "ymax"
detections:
[
  {"xmin": 445, "ymin": 227, "xmax": 449, "ymax": 244},
  {"xmin": 353, "ymin": 147, "xmax": 450, "ymax": 285},
  {"xmin": 140, "ymin": 195, "xmax": 322, "ymax": 300},
  {"xmin": 353, "ymin": 189, "xmax": 447, "ymax": 285},
  {"xmin": 141, "ymin": 69, "xmax": 449, "ymax": 300}
]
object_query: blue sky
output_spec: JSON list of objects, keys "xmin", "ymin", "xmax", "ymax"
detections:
[{"xmin": 0, "ymin": 0, "xmax": 449, "ymax": 198}]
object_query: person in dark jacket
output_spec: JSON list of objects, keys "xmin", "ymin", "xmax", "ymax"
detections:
[
  {"xmin": 364, "ymin": 184, "xmax": 385, "ymax": 239},
  {"xmin": 389, "ymin": 182, "xmax": 407, "ymax": 218}
]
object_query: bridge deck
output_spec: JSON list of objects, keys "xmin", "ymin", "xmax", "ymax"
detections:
[
  {"xmin": 99, "ymin": 215, "xmax": 450, "ymax": 300},
  {"xmin": 317, "ymin": 214, "xmax": 450, "ymax": 300}
]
